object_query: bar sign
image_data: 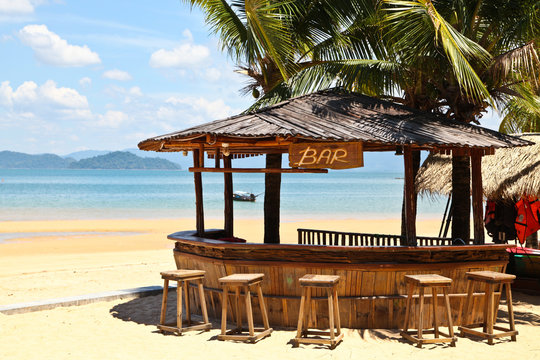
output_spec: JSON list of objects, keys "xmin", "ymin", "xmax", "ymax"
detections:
[{"xmin": 289, "ymin": 142, "xmax": 363, "ymax": 169}]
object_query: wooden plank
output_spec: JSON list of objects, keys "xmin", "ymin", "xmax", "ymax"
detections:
[
  {"xmin": 189, "ymin": 167, "xmax": 327, "ymax": 173},
  {"xmin": 471, "ymin": 149, "xmax": 484, "ymax": 245}
]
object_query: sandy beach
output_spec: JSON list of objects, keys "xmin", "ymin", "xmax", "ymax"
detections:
[{"xmin": 2, "ymin": 217, "xmax": 540, "ymax": 359}]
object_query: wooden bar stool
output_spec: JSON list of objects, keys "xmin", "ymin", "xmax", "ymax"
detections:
[
  {"xmin": 401, "ymin": 274, "xmax": 456, "ymax": 348},
  {"xmin": 458, "ymin": 271, "xmax": 518, "ymax": 345},
  {"xmin": 294, "ymin": 274, "xmax": 343, "ymax": 349},
  {"xmin": 218, "ymin": 273, "xmax": 272, "ymax": 343},
  {"xmin": 157, "ymin": 270, "xmax": 212, "ymax": 335}
]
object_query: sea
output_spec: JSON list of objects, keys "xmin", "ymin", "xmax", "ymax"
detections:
[{"xmin": 0, "ymin": 169, "xmax": 447, "ymax": 222}]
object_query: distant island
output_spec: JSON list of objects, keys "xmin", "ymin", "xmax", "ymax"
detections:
[{"xmin": 0, "ymin": 151, "xmax": 181, "ymax": 170}]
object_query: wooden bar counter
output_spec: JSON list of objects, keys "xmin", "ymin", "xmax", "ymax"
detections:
[{"xmin": 169, "ymin": 230, "xmax": 512, "ymax": 330}]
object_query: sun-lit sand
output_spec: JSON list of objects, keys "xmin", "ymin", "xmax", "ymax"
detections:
[{"xmin": 1, "ymin": 217, "xmax": 539, "ymax": 359}]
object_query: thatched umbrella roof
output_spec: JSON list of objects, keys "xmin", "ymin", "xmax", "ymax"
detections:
[
  {"xmin": 416, "ymin": 134, "xmax": 540, "ymax": 200},
  {"xmin": 138, "ymin": 89, "xmax": 529, "ymax": 154}
]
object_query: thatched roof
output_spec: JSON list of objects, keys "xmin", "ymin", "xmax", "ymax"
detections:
[
  {"xmin": 138, "ymin": 89, "xmax": 529, "ymax": 153},
  {"xmin": 416, "ymin": 134, "xmax": 540, "ymax": 200}
]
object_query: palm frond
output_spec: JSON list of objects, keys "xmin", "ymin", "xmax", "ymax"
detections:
[
  {"xmin": 382, "ymin": 0, "xmax": 494, "ymax": 106},
  {"xmin": 488, "ymin": 42, "xmax": 540, "ymax": 87}
]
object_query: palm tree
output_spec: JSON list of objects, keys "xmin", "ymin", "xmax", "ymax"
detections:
[
  {"xmin": 280, "ymin": 0, "xmax": 540, "ymax": 241},
  {"xmin": 186, "ymin": 0, "xmax": 539, "ymax": 242},
  {"xmin": 182, "ymin": 0, "xmax": 372, "ymax": 243}
]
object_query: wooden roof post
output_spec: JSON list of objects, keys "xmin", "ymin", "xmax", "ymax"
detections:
[
  {"xmin": 193, "ymin": 145, "xmax": 205, "ymax": 237},
  {"xmin": 403, "ymin": 146, "xmax": 417, "ymax": 246},
  {"xmin": 264, "ymin": 153, "xmax": 282, "ymax": 244},
  {"xmin": 471, "ymin": 149, "xmax": 484, "ymax": 245},
  {"xmin": 224, "ymin": 155, "xmax": 233, "ymax": 237}
]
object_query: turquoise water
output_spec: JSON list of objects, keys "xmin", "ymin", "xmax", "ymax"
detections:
[{"xmin": 0, "ymin": 169, "xmax": 446, "ymax": 221}]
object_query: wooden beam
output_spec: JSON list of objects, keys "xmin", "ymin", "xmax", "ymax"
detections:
[
  {"xmin": 471, "ymin": 149, "xmax": 484, "ymax": 245},
  {"xmin": 189, "ymin": 167, "xmax": 328, "ymax": 173},
  {"xmin": 193, "ymin": 148, "xmax": 204, "ymax": 236},
  {"xmin": 403, "ymin": 146, "xmax": 417, "ymax": 246},
  {"xmin": 264, "ymin": 154, "xmax": 282, "ymax": 244},
  {"xmin": 224, "ymin": 155, "xmax": 233, "ymax": 237},
  {"xmin": 214, "ymin": 148, "xmax": 220, "ymax": 168}
]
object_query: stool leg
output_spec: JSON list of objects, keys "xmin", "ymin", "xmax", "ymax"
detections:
[
  {"xmin": 184, "ymin": 280, "xmax": 191, "ymax": 326},
  {"xmin": 505, "ymin": 283, "xmax": 516, "ymax": 341},
  {"xmin": 486, "ymin": 284, "xmax": 494, "ymax": 345},
  {"xmin": 221, "ymin": 285, "xmax": 229, "ymax": 336},
  {"xmin": 417, "ymin": 287, "xmax": 425, "ymax": 347},
  {"xmin": 257, "ymin": 283, "xmax": 270, "ymax": 330},
  {"xmin": 160, "ymin": 279, "xmax": 169, "ymax": 326},
  {"xmin": 403, "ymin": 282, "xmax": 413, "ymax": 332},
  {"xmin": 462, "ymin": 280, "xmax": 474, "ymax": 328},
  {"xmin": 333, "ymin": 287, "xmax": 341, "ymax": 336},
  {"xmin": 197, "ymin": 279, "xmax": 210, "ymax": 325},
  {"xmin": 432, "ymin": 287, "xmax": 439, "ymax": 338},
  {"xmin": 305, "ymin": 286, "xmax": 312, "ymax": 329},
  {"xmin": 245, "ymin": 286, "xmax": 255, "ymax": 337},
  {"xmin": 177, "ymin": 281, "xmax": 183, "ymax": 333},
  {"xmin": 327, "ymin": 288, "xmax": 335, "ymax": 341},
  {"xmin": 235, "ymin": 286, "xmax": 242, "ymax": 331},
  {"xmin": 296, "ymin": 287, "xmax": 307, "ymax": 341},
  {"xmin": 443, "ymin": 287, "xmax": 456, "ymax": 346},
  {"xmin": 482, "ymin": 282, "xmax": 490, "ymax": 333}
]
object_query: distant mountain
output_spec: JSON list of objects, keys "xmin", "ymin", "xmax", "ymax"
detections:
[
  {"xmin": 63, "ymin": 150, "xmax": 110, "ymax": 161},
  {"xmin": 0, "ymin": 151, "xmax": 75, "ymax": 169},
  {"xmin": 0, "ymin": 150, "xmax": 180, "ymax": 170},
  {"xmin": 68, "ymin": 151, "xmax": 181, "ymax": 170}
]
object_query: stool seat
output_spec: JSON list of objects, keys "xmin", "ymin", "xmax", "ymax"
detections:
[
  {"xmin": 401, "ymin": 274, "xmax": 456, "ymax": 348},
  {"xmin": 465, "ymin": 271, "xmax": 515, "ymax": 283},
  {"xmin": 157, "ymin": 269, "xmax": 211, "ymax": 335},
  {"xmin": 161, "ymin": 269, "xmax": 206, "ymax": 280},
  {"xmin": 459, "ymin": 270, "xmax": 517, "ymax": 345},
  {"xmin": 294, "ymin": 274, "xmax": 343, "ymax": 349},
  {"xmin": 405, "ymin": 274, "xmax": 452, "ymax": 287},
  {"xmin": 219, "ymin": 273, "xmax": 264, "ymax": 285},
  {"xmin": 218, "ymin": 273, "xmax": 272, "ymax": 343},
  {"xmin": 299, "ymin": 274, "xmax": 340, "ymax": 287}
]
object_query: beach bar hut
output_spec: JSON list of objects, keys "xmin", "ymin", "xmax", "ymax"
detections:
[{"xmin": 138, "ymin": 89, "xmax": 530, "ymax": 329}]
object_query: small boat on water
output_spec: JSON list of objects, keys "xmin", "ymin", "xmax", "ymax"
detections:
[{"xmin": 233, "ymin": 191, "xmax": 259, "ymax": 202}]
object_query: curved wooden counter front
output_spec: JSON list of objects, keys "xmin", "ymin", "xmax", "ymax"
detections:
[{"xmin": 169, "ymin": 230, "xmax": 512, "ymax": 329}]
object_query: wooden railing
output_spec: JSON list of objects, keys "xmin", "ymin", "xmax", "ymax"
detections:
[{"xmin": 297, "ymin": 228, "xmax": 472, "ymax": 247}]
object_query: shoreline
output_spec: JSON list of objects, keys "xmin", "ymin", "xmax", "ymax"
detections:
[{"xmin": 0, "ymin": 217, "xmax": 442, "ymax": 305}]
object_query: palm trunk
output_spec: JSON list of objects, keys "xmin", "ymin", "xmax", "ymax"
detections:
[
  {"xmin": 451, "ymin": 155, "xmax": 471, "ymax": 241},
  {"xmin": 401, "ymin": 150, "xmax": 421, "ymax": 240},
  {"xmin": 264, "ymin": 154, "xmax": 282, "ymax": 244}
]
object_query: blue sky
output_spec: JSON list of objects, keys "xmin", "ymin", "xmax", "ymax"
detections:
[
  {"xmin": 0, "ymin": 0, "xmax": 252, "ymax": 155},
  {"xmin": 0, "ymin": 0, "xmax": 502, "ymax": 155}
]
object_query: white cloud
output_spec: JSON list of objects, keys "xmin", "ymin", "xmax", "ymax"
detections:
[
  {"xmin": 165, "ymin": 96, "xmax": 232, "ymax": 120},
  {"xmin": 129, "ymin": 86, "xmax": 142, "ymax": 97},
  {"xmin": 204, "ymin": 68, "xmax": 221, "ymax": 82},
  {"xmin": 40, "ymin": 80, "xmax": 88, "ymax": 108},
  {"xmin": 19, "ymin": 24, "xmax": 101, "ymax": 67},
  {"xmin": 0, "ymin": 0, "xmax": 34, "ymax": 15},
  {"xmin": 103, "ymin": 69, "xmax": 132, "ymax": 81},
  {"xmin": 182, "ymin": 29, "xmax": 193, "ymax": 42},
  {"xmin": 96, "ymin": 110, "xmax": 129, "ymax": 128},
  {"xmin": 79, "ymin": 77, "xmax": 92, "ymax": 87},
  {"xmin": 0, "ymin": 80, "xmax": 89, "ymax": 110},
  {"xmin": 149, "ymin": 42, "xmax": 210, "ymax": 68}
]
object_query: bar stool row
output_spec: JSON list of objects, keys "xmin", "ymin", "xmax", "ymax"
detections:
[{"xmin": 157, "ymin": 270, "xmax": 517, "ymax": 349}]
